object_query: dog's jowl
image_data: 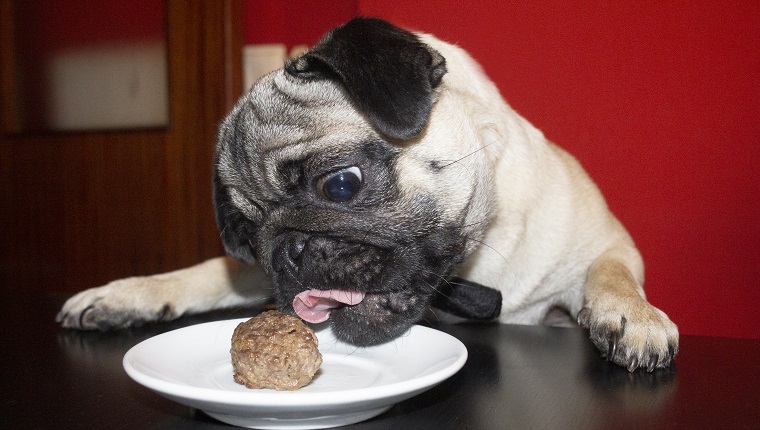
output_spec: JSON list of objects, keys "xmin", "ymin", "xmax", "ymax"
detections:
[{"xmin": 58, "ymin": 18, "xmax": 678, "ymax": 372}]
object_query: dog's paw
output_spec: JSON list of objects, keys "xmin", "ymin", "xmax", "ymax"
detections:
[
  {"xmin": 577, "ymin": 299, "xmax": 679, "ymax": 372},
  {"xmin": 56, "ymin": 277, "xmax": 178, "ymax": 330}
]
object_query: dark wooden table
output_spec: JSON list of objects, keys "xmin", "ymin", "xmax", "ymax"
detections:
[{"xmin": 1, "ymin": 291, "xmax": 758, "ymax": 429}]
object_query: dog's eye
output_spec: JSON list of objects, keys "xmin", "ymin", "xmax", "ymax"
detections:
[{"xmin": 318, "ymin": 166, "xmax": 362, "ymax": 203}]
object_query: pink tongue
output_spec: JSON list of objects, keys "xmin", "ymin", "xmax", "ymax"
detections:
[{"xmin": 293, "ymin": 289, "xmax": 366, "ymax": 323}]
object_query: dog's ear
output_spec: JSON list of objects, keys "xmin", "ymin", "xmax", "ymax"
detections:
[
  {"xmin": 213, "ymin": 166, "xmax": 257, "ymax": 265},
  {"xmin": 433, "ymin": 278, "xmax": 502, "ymax": 320},
  {"xmin": 284, "ymin": 17, "xmax": 447, "ymax": 141}
]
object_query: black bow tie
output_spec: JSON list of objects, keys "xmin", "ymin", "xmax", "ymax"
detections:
[{"xmin": 432, "ymin": 277, "xmax": 502, "ymax": 320}]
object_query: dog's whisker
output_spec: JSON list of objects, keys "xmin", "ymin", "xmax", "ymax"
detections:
[
  {"xmin": 461, "ymin": 218, "xmax": 490, "ymax": 230},
  {"xmin": 462, "ymin": 235, "xmax": 523, "ymax": 292},
  {"xmin": 434, "ymin": 137, "xmax": 501, "ymax": 169},
  {"xmin": 382, "ymin": 258, "xmax": 454, "ymax": 300}
]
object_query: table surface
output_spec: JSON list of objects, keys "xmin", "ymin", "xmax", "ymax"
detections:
[{"xmin": 1, "ymin": 291, "xmax": 758, "ymax": 430}]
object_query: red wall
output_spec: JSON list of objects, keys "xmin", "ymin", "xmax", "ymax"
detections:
[
  {"xmin": 244, "ymin": 1, "xmax": 760, "ymax": 339},
  {"xmin": 243, "ymin": 0, "xmax": 356, "ymax": 48},
  {"xmin": 14, "ymin": 0, "xmax": 165, "ymax": 51}
]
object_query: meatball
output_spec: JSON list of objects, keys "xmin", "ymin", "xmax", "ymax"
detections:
[{"xmin": 230, "ymin": 310, "xmax": 322, "ymax": 390}]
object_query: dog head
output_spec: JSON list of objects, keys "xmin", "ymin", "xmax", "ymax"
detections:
[{"xmin": 213, "ymin": 18, "xmax": 499, "ymax": 346}]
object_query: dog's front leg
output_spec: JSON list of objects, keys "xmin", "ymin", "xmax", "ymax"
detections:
[
  {"xmin": 578, "ymin": 248, "xmax": 679, "ymax": 371},
  {"xmin": 57, "ymin": 257, "xmax": 271, "ymax": 330}
]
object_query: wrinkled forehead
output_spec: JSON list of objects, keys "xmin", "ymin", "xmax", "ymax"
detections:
[
  {"xmin": 239, "ymin": 70, "xmax": 373, "ymax": 153},
  {"xmin": 215, "ymin": 69, "xmax": 379, "ymax": 191}
]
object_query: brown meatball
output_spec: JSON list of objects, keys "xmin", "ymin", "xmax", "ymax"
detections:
[{"xmin": 230, "ymin": 310, "xmax": 322, "ymax": 390}]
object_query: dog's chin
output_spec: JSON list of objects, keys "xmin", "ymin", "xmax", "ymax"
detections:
[{"xmin": 329, "ymin": 291, "xmax": 432, "ymax": 346}]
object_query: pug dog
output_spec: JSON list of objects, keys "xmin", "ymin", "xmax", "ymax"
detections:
[{"xmin": 57, "ymin": 17, "xmax": 678, "ymax": 371}]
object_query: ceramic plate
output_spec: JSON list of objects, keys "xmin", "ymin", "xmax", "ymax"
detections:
[{"xmin": 123, "ymin": 318, "xmax": 467, "ymax": 429}]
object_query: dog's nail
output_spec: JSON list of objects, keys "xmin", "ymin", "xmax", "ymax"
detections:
[
  {"xmin": 668, "ymin": 344, "xmax": 677, "ymax": 360},
  {"xmin": 157, "ymin": 304, "xmax": 175, "ymax": 321},
  {"xmin": 627, "ymin": 356, "xmax": 639, "ymax": 373},
  {"xmin": 78, "ymin": 305, "xmax": 95, "ymax": 329},
  {"xmin": 607, "ymin": 338, "xmax": 617, "ymax": 360},
  {"xmin": 577, "ymin": 307, "xmax": 591, "ymax": 326},
  {"xmin": 647, "ymin": 354, "xmax": 658, "ymax": 372}
]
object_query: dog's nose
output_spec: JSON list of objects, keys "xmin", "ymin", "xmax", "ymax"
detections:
[
  {"xmin": 273, "ymin": 232, "xmax": 308, "ymax": 273},
  {"xmin": 288, "ymin": 233, "xmax": 307, "ymax": 261}
]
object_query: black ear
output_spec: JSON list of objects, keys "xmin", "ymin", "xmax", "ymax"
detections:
[
  {"xmin": 284, "ymin": 17, "xmax": 447, "ymax": 141},
  {"xmin": 432, "ymin": 278, "xmax": 502, "ymax": 320},
  {"xmin": 212, "ymin": 171, "xmax": 257, "ymax": 264}
]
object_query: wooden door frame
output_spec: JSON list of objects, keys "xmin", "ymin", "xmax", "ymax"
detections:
[{"xmin": 0, "ymin": 1, "xmax": 245, "ymax": 292}]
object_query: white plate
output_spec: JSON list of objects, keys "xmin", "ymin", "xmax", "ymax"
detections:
[{"xmin": 123, "ymin": 318, "xmax": 467, "ymax": 429}]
